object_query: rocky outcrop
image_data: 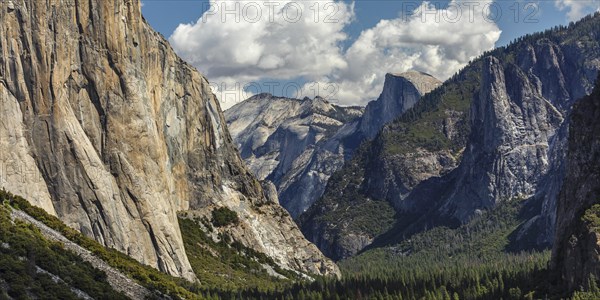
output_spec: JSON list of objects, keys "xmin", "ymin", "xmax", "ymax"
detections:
[
  {"xmin": 0, "ymin": 0, "xmax": 338, "ymax": 279},
  {"xmin": 551, "ymin": 74, "xmax": 600, "ymax": 291},
  {"xmin": 226, "ymin": 72, "xmax": 440, "ymax": 218},
  {"xmin": 426, "ymin": 56, "xmax": 565, "ymax": 221}
]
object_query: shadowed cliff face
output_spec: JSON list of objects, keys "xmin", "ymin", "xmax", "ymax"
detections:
[
  {"xmin": 551, "ymin": 75, "xmax": 600, "ymax": 291},
  {"xmin": 358, "ymin": 71, "xmax": 442, "ymax": 140},
  {"xmin": 0, "ymin": 0, "xmax": 338, "ymax": 280}
]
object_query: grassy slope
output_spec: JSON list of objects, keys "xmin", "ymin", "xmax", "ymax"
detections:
[
  {"xmin": 0, "ymin": 202, "xmax": 127, "ymax": 299},
  {"xmin": 0, "ymin": 190, "xmax": 301, "ymax": 299}
]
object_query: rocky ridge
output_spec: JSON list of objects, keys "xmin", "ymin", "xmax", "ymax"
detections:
[
  {"xmin": 301, "ymin": 15, "xmax": 600, "ymax": 260},
  {"xmin": 0, "ymin": 0, "xmax": 338, "ymax": 279}
]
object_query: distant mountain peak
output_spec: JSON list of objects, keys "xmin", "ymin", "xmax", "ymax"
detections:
[
  {"xmin": 356, "ymin": 70, "xmax": 442, "ymax": 140},
  {"xmin": 385, "ymin": 70, "xmax": 442, "ymax": 96},
  {"xmin": 247, "ymin": 92, "xmax": 275, "ymax": 100},
  {"xmin": 225, "ymin": 93, "xmax": 365, "ymax": 217}
]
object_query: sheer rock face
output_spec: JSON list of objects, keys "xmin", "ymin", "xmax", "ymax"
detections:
[
  {"xmin": 0, "ymin": 0, "xmax": 338, "ymax": 280},
  {"xmin": 551, "ymin": 75, "xmax": 600, "ymax": 291},
  {"xmin": 404, "ymin": 39, "xmax": 599, "ymax": 234},
  {"xmin": 436, "ymin": 56, "xmax": 566, "ymax": 219}
]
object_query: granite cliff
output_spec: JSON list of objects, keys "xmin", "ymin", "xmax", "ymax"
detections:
[
  {"xmin": 225, "ymin": 94, "xmax": 363, "ymax": 218},
  {"xmin": 0, "ymin": 0, "xmax": 338, "ymax": 280},
  {"xmin": 357, "ymin": 71, "xmax": 443, "ymax": 140}
]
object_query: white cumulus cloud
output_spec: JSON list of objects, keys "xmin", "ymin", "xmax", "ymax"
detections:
[
  {"xmin": 170, "ymin": 1, "xmax": 353, "ymax": 79},
  {"xmin": 303, "ymin": 0, "xmax": 501, "ymax": 105},
  {"xmin": 555, "ymin": 0, "xmax": 600, "ymax": 22},
  {"xmin": 170, "ymin": 0, "xmax": 501, "ymax": 108}
]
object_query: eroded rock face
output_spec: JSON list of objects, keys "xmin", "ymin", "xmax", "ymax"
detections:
[
  {"xmin": 402, "ymin": 38, "xmax": 599, "ymax": 235},
  {"xmin": 0, "ymin": 0, "xmax": 338, "ymax": 279},
  {"xmin": 433, "ymin": 56, "xmax": 565, "ymax": 220},
  {"xmin": 551, "ymin": 75, "xmax": 600, "ymax": 291}
]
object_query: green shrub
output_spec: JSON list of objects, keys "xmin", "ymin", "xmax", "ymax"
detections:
[
  {"xmin": 0, "ymin": 189, "xmax": 203, "ymax": 299},
  {"xmin": 211, "ymin": 207, "xmax": 239, "ymax": 227},
  {"xmin": 0, "ymin": 201, "xmax": 127, "ymax": 299},
  {"xmin": 582, "ymin": 204, "xmax": 600, "ymax": 232}
]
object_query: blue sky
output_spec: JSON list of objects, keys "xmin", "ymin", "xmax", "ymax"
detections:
[
  {"xmin": 142, "ymin": 0, "xmax": 576, "ymax": 46},
  {"xmin": 141, "ymin": 0, "xmax": 599, "ymax": 107}
]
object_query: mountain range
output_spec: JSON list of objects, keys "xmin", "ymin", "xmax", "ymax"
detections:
[
  {"xmin": 295, "ymin": 16, "xmax": 600, "ymax": 260},
  {"xmin": 1, "ymin": 0, "xmax": 600, "ymax": 298},
  {"xmin": 226, "ymin": 71, "xmax": 441, "ymax": 218}
]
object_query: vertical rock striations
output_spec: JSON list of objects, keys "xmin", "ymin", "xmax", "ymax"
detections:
[
  {"xmin": 0, "ymin": 0, "xmax": 338, "ymax": 279},
  {"xmin": 394, "ymin": 36, "xmax": 599, "ymax": 240},
  {"xmin": 551, "ymin": 74, "xmax": 600, "ymax": 291},
  {"xmin": 429, "ymin": 56, "xmax": 565, "ymax": 221}
]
